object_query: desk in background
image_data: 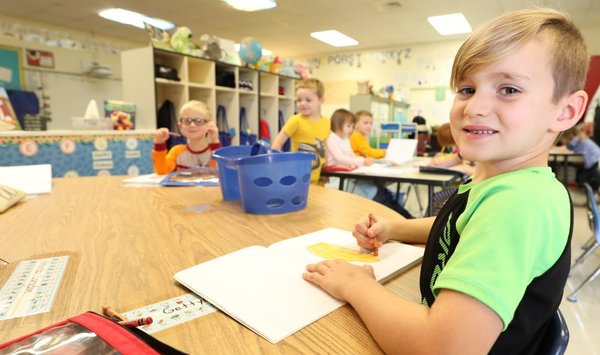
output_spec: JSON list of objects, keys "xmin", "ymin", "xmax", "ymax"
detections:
[
  {"xmin": 549, "ymin": 151, "xmax": 584, "ymax": 185},
  {"xmin": 321, "ymin": 164, "xmax": 464, "ymax": 217},
  {"xmin": 0, "ymin": 176, "xmax": 421, "ymax": 354}
]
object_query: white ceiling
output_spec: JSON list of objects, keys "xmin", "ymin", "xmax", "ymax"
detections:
[{"xmin": 1, "ymin": 0, "xmax": 599, "ymax": 58}]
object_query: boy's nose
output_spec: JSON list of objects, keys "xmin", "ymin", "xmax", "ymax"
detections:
[{"xmin": 464, "ymin": 92, "xmax": 492, "ymax": 118}]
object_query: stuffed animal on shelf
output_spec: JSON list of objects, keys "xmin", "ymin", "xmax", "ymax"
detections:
[
  {"xmin": 269, "ymin": 56, "xmax": 283, "ymax": 73},
  {"xmin": 170, "ymin": 27, "xmax": 193, "ymax": 54},
  {"xmin": 278, "ymin": 59, "xmax": 298, "ymax": 77},
  {"xmin": 144, "ymin": 23, "xmax": 171, "ymax": 50}
]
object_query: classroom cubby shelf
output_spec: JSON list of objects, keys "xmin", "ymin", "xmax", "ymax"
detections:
[{"xmin": 121, "ymin": 47, "xmax": 297, "ymax": 144}]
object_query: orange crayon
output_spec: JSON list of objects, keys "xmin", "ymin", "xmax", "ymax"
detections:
[
  {"xmin": 119, "ymin": 317, "xmax": 153, "ymax": 327},
  {"xmin": 368, "ymin": 213, "xmax": 378, "ymax": 256},
  {"xmin": 101, "ymin": 305, "xmax": 127, "ymax": 321}
]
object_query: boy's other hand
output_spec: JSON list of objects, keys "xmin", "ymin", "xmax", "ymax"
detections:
[
  {"xmin": 303, "ymin": 260, "xmax": 375, "ymax": 301},
  {"xmin": 364, "ymin": 157, "xmax": 375, "ymax": 166},
  {"xmin": 154, "ymin": 128, "xmax": 170, "ymax": 144}
]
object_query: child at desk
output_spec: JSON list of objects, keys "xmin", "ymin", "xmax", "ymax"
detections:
[
  {"xmin": 325, "ymin": 108, "xmax": 375, "ymax": 170},
  {"xmin": 272, "ymin": 78, "xmax": 330, "ymax": 184},
  {"xmin": 304, "ymin": 7, "xmax": 587, "ymax": 354},
  {"xmin": 326, "ymin": 109, "xmax": 414, "ymax": 218},
  {"xmin": 152, "ymin": 100, "xmax": 221, "ymax": 174},
  {"xmin": 430, "ymin": 122, "xmax": 475, "ymax": 176},
  {"xmin": 555, "ymin": 124, "xmax": 600, "ymax": 193},
  {"xmin": 350, "ymin": 110, "xmax": 386, "ymax": 159}
]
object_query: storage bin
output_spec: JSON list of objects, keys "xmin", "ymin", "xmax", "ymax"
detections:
[
  {"xmin": 213, "ymin": 142, "xmax": 315, "ymax": 214},
  {"xmin": 212, "ymin": 143, "xmax": 271, "ymax": 201},
  {"xmin": 235, "ymin": 152, "xmax": 314, "ymax": 214}
]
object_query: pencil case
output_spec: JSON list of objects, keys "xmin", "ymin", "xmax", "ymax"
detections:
[{"xmin": 0, "ymin": 311, "xmax": 187, "ymax": 355}]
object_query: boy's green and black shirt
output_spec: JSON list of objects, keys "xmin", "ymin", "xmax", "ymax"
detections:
[{"xmin": 419, "ymin": 167, "xmax": 572, "ymax": 354}]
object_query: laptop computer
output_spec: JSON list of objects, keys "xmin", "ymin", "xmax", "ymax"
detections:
[{"xmin": 382, "ymin": 138, "xmax": 418, "ymax": 165}]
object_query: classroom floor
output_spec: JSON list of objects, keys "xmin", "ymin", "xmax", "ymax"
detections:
[
  {"xmin": 402, "ymin": 184, "xmax": 600, "ymax": 354},
  {"xmin": 561, "ymin": 187, "xmax": 600, "ymax": 355}
]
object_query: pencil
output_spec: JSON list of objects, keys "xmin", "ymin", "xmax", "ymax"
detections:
[
  {"xmin": 169, "ymin": 132, "xmax": 182, "ymax": 137},
  {"xmin": 119, "ymin": 317, "xmax": 153, "ymax": 328},
  {"xmin": 101, "ymin": 305, "xmax": 128, "ymax": 321},
  {"xmin": 368, "ymin": 213, "xmax": 378, "ymax": 256}
]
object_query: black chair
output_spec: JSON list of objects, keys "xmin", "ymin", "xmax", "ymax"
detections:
[
  {"xmin": 537, "ymin": 308, "xmax": 569, "ymax": 355},
  {"xmin": 567, "ymin": 182, "xmax": 600, "ymax": 302}
]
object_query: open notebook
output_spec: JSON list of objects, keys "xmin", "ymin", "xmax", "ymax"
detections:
[
  {"xmin": 174, "ymin": 227, "xmax": 423, "ymax": 343},
  {"xmin": 383, "ymin": 138, "xmax": 418, "ymax": 165}
]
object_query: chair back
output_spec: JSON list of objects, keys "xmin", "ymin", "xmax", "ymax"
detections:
[
  {"xmin": 582, "ymin": 183, "xmax": 600, "ymax": 244},
  {"xmin": 537, "ymin": 308, "xmax": 569, "ymax": 355}
]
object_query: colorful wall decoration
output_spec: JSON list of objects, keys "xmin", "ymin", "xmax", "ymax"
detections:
[{"xmin": 0, "ymin": 132, "xmax": 154, "ymax": 177}]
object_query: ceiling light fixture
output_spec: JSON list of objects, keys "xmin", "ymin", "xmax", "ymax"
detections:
[
  {"xmin": 310, "ymin": 30, "xmax": 358, "ymax": 47},
  {"xmin": 427, "ymin": 13, "xmax": 472, "ymax": 35},
  {"xmin": 99, "ymin": 8, "xmax": 175, "ymax": 30},
  {"xmin": 222, "ymin": 0, "xmax": 277, "ymax": 12}
]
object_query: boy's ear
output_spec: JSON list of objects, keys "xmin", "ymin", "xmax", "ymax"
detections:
[{"xmin": 552, "ymin": 90, "xmax": 588, "ymax": 131}]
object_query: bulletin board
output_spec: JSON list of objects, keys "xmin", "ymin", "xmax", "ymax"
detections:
[{"xmin": 0, "ymin": 46, "xmax": 23, "ymax": 90}]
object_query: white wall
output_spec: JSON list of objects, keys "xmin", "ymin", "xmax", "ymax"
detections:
[
  {"xmin": 295, "ymin": 41, "xmax": 462, "ymax": 127},
  {"xmin": 295, "ymin": 26, "xmax": 600, "ymax": 128},
  {"xmin": 0, "ymin": 15, "xmax": 139, "ymax": 130}
]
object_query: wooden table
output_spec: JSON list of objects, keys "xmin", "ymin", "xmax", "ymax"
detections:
[{"xmin": 0, "ymin": 176, "xmax": 421, "ymax": 353}]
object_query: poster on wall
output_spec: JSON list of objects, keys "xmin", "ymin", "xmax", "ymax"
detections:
[
  {"xmin": 26, "ymin": 49, "xmax": 55, "ymax": 68},
  {"xmin": 0, "ymin": 46, "xmax": 22, "ymax": 90}
]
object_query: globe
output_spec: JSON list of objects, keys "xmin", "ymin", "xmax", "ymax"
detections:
[{"xmin": 239, "ymin": 37, "xmax": 262, "ymax": 64}]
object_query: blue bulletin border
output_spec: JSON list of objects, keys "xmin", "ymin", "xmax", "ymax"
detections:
[{"xmin": 0, "ymin": 133, "xmax": 154, "ymax": 177}]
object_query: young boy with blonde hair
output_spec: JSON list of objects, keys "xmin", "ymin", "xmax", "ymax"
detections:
[
  {"xmin": 304, "ymin": 7, "xmax": 588, "ymax": 353},
  {"xmin": 350, "ymin": 110, "xmax": 386, "ymax": 159},
  {"xmin": 272, "ymin": 78, "xmax": 330, "ymax": 183},
  {"xmin": 152, "ymin": 100, "xmax": 221, "ymax": 174}
]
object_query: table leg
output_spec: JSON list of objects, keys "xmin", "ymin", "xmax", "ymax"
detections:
[
  {"xmin": 427, "ymin": 186, "xmax": 434, "ymax": 216},
  {"xmin": 338, "ymin": 177, "xmax": 345, "ymax": 190}
]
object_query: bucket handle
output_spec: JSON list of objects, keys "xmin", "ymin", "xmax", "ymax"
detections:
[{"xmin": 251, "ymin": 140, "xmax": 272, "ymax": 156}]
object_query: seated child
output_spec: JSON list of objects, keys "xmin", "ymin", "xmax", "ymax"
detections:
[
  {"xmin": 350, "ymin": 110, "xmax": 386, "ymax": 159},
  {"xmin": 430, "ymin": 123, "xmax": 475, "ymax": 176},
  {"xmin": 555, "ymin": 124, "xmax": 600, "ymax": 192},
  {"xmin": 303, "ymin": 7, "xmax": 588, "ymax": 353},
  {"xmin": 325, "ymin": 109, "xmax": 375, "ymax": 170},
  {"xmin": 152, "ymin": 100, "xmax": 221, "ymax": 174},
  {"xmin": 326, "ymin": 109, "xmax": 412, "ymax": 219}
]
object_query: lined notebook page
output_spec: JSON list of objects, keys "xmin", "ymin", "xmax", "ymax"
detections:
[
  {"xmin": 175, "ymin": 246, "xmax": 343, "ymax": 343},
  {"xmin": 174, "ymin": 228, "xmax": 424, "ymax": 343}
]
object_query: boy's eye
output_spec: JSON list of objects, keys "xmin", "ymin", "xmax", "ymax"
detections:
[
  {"xmin": 499, "ymin": 86, "xmax": 520, "ymax": 95},
  {"xmin": 457, "ymin": 87, "xmax": 475, "ymax": 96}
]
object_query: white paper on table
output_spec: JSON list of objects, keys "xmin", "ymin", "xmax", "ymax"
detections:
[{"xmin": 0, "ymin": 164, "xmax": 52, "ymax": 194}]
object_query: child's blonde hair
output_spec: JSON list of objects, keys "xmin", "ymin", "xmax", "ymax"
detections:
[
  {"xmin": 330, "ymin": 109, "xmax": 355, "ymax": 132},
  {"xmin": 295, "ymin": 78, "xmax": 325, "ymax": 99},
  {"xmin": 179, "ymin": 100, "xmax": 211, "ymax": 120},
  {"xmin": 354, "ymin": 110, "xmax": 373, "ymax": 120},
  {"xmin": 451, "ymin": 7, "xmax": 588, "ymax": 103}
]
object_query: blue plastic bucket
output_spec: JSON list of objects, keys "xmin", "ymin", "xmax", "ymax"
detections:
[
  {"xmin": 234, "ymin": 152, "xmax": 314, "ymax": 214},
  {"xmin": 212, "ymin": 143, "xmax": 271, "ymax": 200}
]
